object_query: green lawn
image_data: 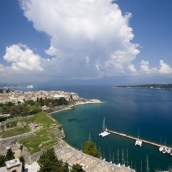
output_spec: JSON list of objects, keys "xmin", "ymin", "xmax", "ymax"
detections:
[
  {"xmin": 0, "ymin": 125, "xmax": 30, "ymax": 138},
  {"xmin": 19, "ymin": 128, "xmax": 59, "ymax": 154},
  {"xmin": 6, "ymin": 120, "xmax": 18, "ymax": 128},
  {"xmin": 19, "ymin": 113, "xmax": 60, "ymax": 127},
  {"xmin": 0, "ymin": 112, "xmax": 60, "ymax": 154},
  {"xmin": 19, "ymin": 113, "xmax": 60, "ymax": 154}
]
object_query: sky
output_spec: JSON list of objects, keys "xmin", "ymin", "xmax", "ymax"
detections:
[{"xmin": 0, "ymin": 0, "xmax": 172, "ymax": 85}]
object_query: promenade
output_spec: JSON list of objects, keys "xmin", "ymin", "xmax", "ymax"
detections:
[{"xmin": 55, "ymin": 143, "xmax": 135, "ymax": 172}]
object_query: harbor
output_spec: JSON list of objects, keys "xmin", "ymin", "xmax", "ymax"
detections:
[
  {"xmin": 53, "ymin": 85, "xmax": 172, "ymax": 171},
  {"xmin": 99, "ymin": 118, "xmax": 172, "ymax": 156},
  {"xmin": 106, "ymin": 129, "xmax": 172, "ymax": 155}
]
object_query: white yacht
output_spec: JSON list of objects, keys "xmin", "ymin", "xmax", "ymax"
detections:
[
  {"xmin": 99, "ymin": 118, "xmax": 110, "ymax": 137},
  {"xmin": 166, "ymin": 148, "xmax": 171, "ymax": 154},
  {"xmin": 162, "ymin": 147, "xmax": 167, "ymax": 154},
  {"xmin": 135, "ymin": 129, "xmax": 142, "ymax": 147},
  {"xmin": 99, "ymin": 130, "xmax": 110, "ymax": 137},
  {"xmin": 159, "ymin": 146, "xmax": 164, "ymax": 152},
  {"xmin": 170, "ymin": 150, "xmax": 172, "ymax": 156},
  {"xmin": 135, "ymin": 139, "xmax": 142, "ymax": 146},
  {"xmin": 27, "ymin": 85, "xmax": 33, "ymax": 88}
]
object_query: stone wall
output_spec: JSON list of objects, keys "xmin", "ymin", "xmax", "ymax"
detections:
[
  {"xmin": 0, "ymin": 122, "xmax": 6, "ymax": 131},
  {"xmin": 22, "ymin": 140, "xmax": 67, "ymax": 164},
  {"xmin": 21, "ymin": 146, "xmax": 45, "ymax": 165},
  {"xmin": 0, "ymin": 132, "xmax": 34, "ymax": 147}
]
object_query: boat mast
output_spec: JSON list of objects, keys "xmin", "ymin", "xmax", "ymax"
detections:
[
  {"xmin": 109, "ymin": 149, "xmax": 111, "ymax": 162},
  {"xmin": 146, "ymin": 154, "xmax": 149, "ymax": 172},
  {"xmin": 89, "ymin": 133, "xmax": 91, "ymax": 142},
  {"xmin": 138, "ymin": 129, "xmax": 140, "ymax": 139},
  {"xmin": 102, "ymin": 149, "xmax": 105, "ymax": 160},
  {"xmin": 126, "ymin": 149, "xmax": 129, "ymax": 167},
  {"xmin": 140, "ymin": 161, "xmax": 142, "ymax": 172},
  {"xmin": 99, "ymin": 147, "xmax": 101, "ymax": 156},
  {"xmin": 121, "ymin": 149, "xmax": 125, "ymax": 166},
  {"xmin": 117, "ymin": 149, "xmax": 119, "ymax": 164},
  {"xmin": 102, "ymin": 117, "xmax": 105, "ymax": 132}
]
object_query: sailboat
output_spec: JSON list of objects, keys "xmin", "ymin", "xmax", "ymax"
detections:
[
  {"xmin": 159, "ymin": 137, "xmax": 168, "ymax": 154},
  {"xmin": 99, "ymin": 117, "xmax": 110, "ymax": 137},
  {"xmin": 135, "ymin": 129, "xmax": 142, "ymax": 146}
]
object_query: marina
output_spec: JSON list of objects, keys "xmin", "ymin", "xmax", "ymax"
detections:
[
  {"xmin": 99, "ymin": 117, "xmax": 172, "ymax": 156},
  {"xmin": 106, "ymin": 128, "xmax": 172, "ymax": 154},
  {"xmin": 52, "ymin": 85, "xmax": 172, "ymax": 171}
]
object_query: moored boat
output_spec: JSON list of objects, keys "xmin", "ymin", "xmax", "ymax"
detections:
[
  {"xmin": 135, "ymin": 129, "xmax": 142, "ymax": 147},
  {"xmin": 135, "ymin": 139, "xmax": 142, "ymax": 146}
]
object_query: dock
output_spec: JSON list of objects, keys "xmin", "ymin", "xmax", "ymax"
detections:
[{"xmin": 107, "ymin": 129, "xmax": 172, "ymax": 149}]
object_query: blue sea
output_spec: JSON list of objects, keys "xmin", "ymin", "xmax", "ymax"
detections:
[{"xmin": 16, "ymin": 84, "xmax": 172, "ymax": 171}]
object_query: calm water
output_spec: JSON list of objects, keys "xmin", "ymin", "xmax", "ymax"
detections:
[
  {"xmin": 50, "ymin": 85, "xmax": 172, "ymax": 172},
  {"xmin": 14, "ymin": 84, "xmax": 172, "ymax": 171}
]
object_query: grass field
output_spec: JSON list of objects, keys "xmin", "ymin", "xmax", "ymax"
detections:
[
  {"xmin": 19, "ymin": 113, "xmax": 60, "ymax": 154},
  {"xmin": 19, "ymin": 128, "xmax": 59, "ymax": 154},
  {"xmin": 0, "ymin": 125, "xmax": 30, "ymax": 138},
  {"xmin": 0, "ymin": 113, "xmax": 61, "ymax": 154}
]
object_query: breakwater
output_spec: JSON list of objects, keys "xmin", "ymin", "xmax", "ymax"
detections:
[{"xmin": 107, "ymin": 129, "xmax": 172, "ymax": 149}]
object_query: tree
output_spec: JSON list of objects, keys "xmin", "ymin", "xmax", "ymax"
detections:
[
  {"xmin": 82, "ymin": 141, "xmax": 101, "ymax": 158},
  {"xmin": 71, "ymin": 164, "xmax": 85, "ymax": 172},
  {"xmin": 6, "ymin": 88, "xmax": 10, "ymax": 93},
  {"xmin": 6, "ymin": 148, "xmax": 15, "ymax": 161},
  {"xmin": 0, "ymin": 155, "xmax": 5, "ymax": 167},
  {"xmin": 17, "ymin": 101, "xmax": 21, "ymax": 105},
  {"xmin": 38, "ymin": 148, "xmax": 69, "ymax": 172},
  {"xmin": 19, "ymin": 156, "xmax": 25, "ymax": 171}
]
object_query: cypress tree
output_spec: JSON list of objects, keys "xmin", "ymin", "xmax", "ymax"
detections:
[
  {"xmin": 0, "ymin": 155, "xmax": 6, "ymax": 167},
  {"xmin": 6, "ymin": 148, "xmax": 15, "ymax": 161},
  {"xmin": 38, "ymin": 148, "xmax": 69, "ymax": 172},
  {"xmin": 82, "ymin": 141, "xmax": 101, "ymax": 158},
  {"xmin": 71, "ymin": 164, "xmax": 86, "ymax": 172}
]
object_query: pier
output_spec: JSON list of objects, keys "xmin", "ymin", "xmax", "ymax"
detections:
[{"xmin": 107, "ymin": 129, "xmax": 172, "ymax": 149}]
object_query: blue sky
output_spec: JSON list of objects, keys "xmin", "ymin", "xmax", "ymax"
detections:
[{"xmin": 0, "ymin": 0, "xmax": 172, "ymax": 85}]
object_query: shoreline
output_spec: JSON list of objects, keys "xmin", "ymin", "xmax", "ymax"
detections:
[{"xmin": 49, "ymin": 99, "xmax": 104, "ymax": 116}]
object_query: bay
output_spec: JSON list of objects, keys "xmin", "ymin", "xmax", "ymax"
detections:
[{"xmin": 51, "ymin": 85, "xmax": 172, "ymax": 172}]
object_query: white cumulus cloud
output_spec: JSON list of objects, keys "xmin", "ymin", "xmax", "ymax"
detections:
[
  {"xmin": 159, "ymin": 60, "xmax": 172, "ymax": 74},
  {"xmin": 19, "ymin": 0, "xmax": 140, "ymax": 78},
  {"xmin": 140, "ymin": 60, "xmax": 157, "ymax": 74},
  {"xmin": 0, "ymin": 44, "xmax": 45, "ymax": 81},
  {"xmin": 140, "ymin": 59, "xmax": 172, "ymax": 77},
  {"xmin": 3, "ymin": 44, "xmax": 43, "ymax": 72}
]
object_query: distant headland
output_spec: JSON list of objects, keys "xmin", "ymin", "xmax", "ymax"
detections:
[{"xmin": 114, "ymin": 84, "xmax": 172, "ymax": 90}]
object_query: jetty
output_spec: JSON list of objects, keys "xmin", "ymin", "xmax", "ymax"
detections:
[{"xmin": 107, "ymin": 129, "xmax": 172, "ymax": 150}]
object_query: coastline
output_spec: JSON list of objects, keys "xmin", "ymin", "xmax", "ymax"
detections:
[{"xmin": 49, "ymin": 99, "xmax": 103, "ymax": 116}]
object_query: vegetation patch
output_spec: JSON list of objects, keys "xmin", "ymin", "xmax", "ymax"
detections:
[
  {"xmin": 6, "ymin": 120, "xmax": 18, "ymax": 128},
  {"xmin": 20, "ymin": 129, "xmax": 59, "ymax": 154},
  {"xmin": 0, "ymin": 112, "xmax": 61, "ymax": 154},
  {"xmin": 19, "ymin": 113, "xmax": 60, "ymax": 154},
  {"xmin": 0, "ymin": 125, "xmax": 30, "ymax": 138}
]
